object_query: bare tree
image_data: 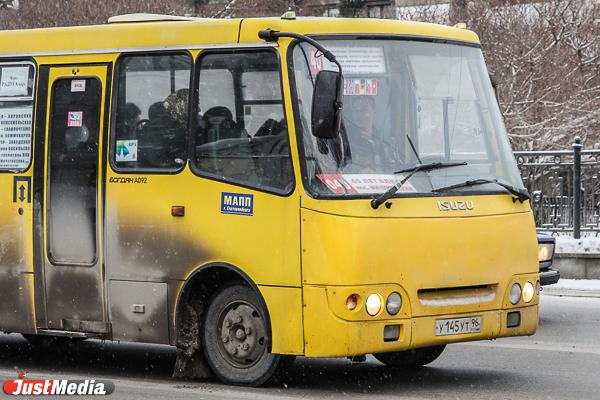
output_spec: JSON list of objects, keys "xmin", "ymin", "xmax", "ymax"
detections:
[
  {"xmin": 338, "ymin": 0, "xmax": 370, "ymax": 17},
  {"xmin": 402, "ymin": 0, "xmax": 600, "ymax": 151},
  {"xmin": 0, "ymin": 0, "xmax": 16, "ymax": 9},
  {"xmin": 201, "ymin": 0, "xmax": 321, "ymax": 18},
  {"xmin": 0, "ymin": 0, "xmax": 323, "ymax": 28},
  {"xmin": 0, "ymin": 0, "xmax": 195, "ymax": 29},
  {"xmin": 6, "ymin": 0, "xmax": 596, "ymax": 151}
]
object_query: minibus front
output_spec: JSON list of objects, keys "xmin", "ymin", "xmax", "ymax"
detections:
[{"xmin": 288, "ymin": 33, "xmax": 540, "ymax": 362}]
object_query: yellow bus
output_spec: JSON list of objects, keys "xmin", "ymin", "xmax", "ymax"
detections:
[{"xmin": 0, "ymin": 13, "xmax": 540, "ymax": 386}]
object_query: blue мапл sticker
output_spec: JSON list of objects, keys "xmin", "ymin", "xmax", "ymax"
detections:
[{"xmin": 221, "ymin": 192, "xmax": 254, "ymax": 216}]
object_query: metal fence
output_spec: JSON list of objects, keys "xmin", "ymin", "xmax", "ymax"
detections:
[{"xmin": 514, "ymin": 137, "xmax": 600, "ymax": 237}]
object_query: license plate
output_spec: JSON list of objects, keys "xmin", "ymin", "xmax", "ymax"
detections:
[{"xmin": 435, "ymin": 316, "xmax": 481, "ymax": 336}]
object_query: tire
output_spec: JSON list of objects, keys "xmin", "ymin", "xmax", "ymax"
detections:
[
  {"xmin": 373, "ymin": 345, "xmax": 446, "ymax": 369},
  {"xmin": 201, "ymin": 284, "xmax": 284, "ymax": 386}
]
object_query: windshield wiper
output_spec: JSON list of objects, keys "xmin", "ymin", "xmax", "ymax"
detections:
[
  {"xmin": 371, "ymin": 161, "xmax": 467, "ymax": 209},
  {"xmin": 432, "ymin": 178, "xmax": 530, "ymax": 203}
]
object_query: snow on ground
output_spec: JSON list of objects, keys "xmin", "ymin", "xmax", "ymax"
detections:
[
  {"xmin": 549, "ymin": 278, "xmax": 600, "ymax": 291},
  {"xmin": 554, "ymin": 236, "xmax": 600, "ymax": 254},
  {"xmin": 542, "ymin": 279, "xmax": 600, "ymax": 298}
]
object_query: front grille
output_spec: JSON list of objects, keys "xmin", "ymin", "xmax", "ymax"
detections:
[{"xmin": 417, "ymin": 284, "xmax": 497, "ymax": 306}]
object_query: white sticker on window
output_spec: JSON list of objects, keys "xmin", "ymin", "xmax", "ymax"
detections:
[
  {"xmin": 116, "ymin": 140, "xmax": 138, "ymax": 162},
  {"xmin": 0, "ymin": 66, "xmax": 29, "ymax": 97},
  {"xmin": 67, "ymin": 111, "xmax": 83, "ymax": 127},
  {"xmin": 311, "ymin": 46, "xmax": 386, "ymax": 75},
  {"xmin": 316, "ymin": 174, "xmax": 416, "ymax": 195},
  {"xmin": 344, "ymin": 79, "xmax": 378, "ymax": 96},
  {"xmin": 0, "ymin": 106, "xmax": 33, "ymax": 170},
  {"xmin": 71, "ymin": 80, "xmax": 86, "ymax": 92}
]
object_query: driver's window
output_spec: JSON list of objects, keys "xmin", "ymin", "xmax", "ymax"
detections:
[
  {"xmin": 112, "ymin": 52, "xmax": 192, "ymax": 171},
  {"xmin": 192, "ymin": 51, "xmax": 293, "ymax": 194}
]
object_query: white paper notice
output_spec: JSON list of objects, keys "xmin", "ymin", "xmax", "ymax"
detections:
[
  {"xmin": 0, "ymin": 66, "xmax": 30, "ymax": 97},
  {"xmin": 330, "ymin": 47, "xmax": 386, "ymax": 74},
  {"xmin": 311, "ymin": 46, "xmax": 387, "ymax": 75},
  {"xmin": 71, "ymin": 80, "xmax": 86, "ymax": 92},
  {"xmin": 316, "ymin": 174, "xmax": 416, "ymax": 195},
  {"xmin": 0, "ymin": 106, "xmax": 33, "ymax": 170}
]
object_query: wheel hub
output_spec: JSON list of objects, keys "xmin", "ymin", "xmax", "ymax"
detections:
[{"xmin": 218, "ymin": 302, "xmax": 267, "ymax": 368}]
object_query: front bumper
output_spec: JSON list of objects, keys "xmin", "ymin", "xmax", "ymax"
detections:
[
  {"xmin": 540, "ymin": 267, "xmax": 560, "ymax": 286},
  {"xmin": 303, "ymin": 285, "xmax": 538, "ymax": 357}
]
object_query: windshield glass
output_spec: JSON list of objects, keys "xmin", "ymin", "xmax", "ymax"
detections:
[{"xmin": 291, "ymin": 39, "xmax": 524, "ymax": 197}]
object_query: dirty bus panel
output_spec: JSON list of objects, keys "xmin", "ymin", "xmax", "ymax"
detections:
[{"xmin": 0, "ymin": 61, "xmax": 36, "ymax": 334}]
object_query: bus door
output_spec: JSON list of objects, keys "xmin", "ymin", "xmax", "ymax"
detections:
[{"xmin": 40, "ymin": 65, "xmax": 109, "ymax": 334}]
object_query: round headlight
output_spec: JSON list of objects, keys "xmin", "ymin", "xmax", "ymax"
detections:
[
  {"xmin": 366, "ymin": 293, "xmax": 382, "ymax": 316},
  {"xmin": 510, "ymin": 283, "xmax": 522, "ymax": 305},
  {"xmin": 386, "ymin": 292, "xmax": 402, "ymax": 315},
  {"xmin": 523, "ymin": 281, "xmax": 535, "ymax": 303}
]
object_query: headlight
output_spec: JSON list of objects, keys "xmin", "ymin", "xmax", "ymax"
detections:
[
  {"xmin": 386, "ymin": 292, "xmax": 402, "ymax": 315},
  {"xmin": 366, "ymin": 293, "xmax": 382, "ymax": 316},
  {"xmin": 538, "ymin": 242, "xmax": 554, "ymax": 263},
  {"xmin": 510, "ymin": 283, "xmax": 522, "ymax": 305},
  {"xmin": 523, "ymin": 282, "xmax": 535, "ymax": 303}
]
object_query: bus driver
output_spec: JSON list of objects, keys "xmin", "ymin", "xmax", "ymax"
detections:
[{"xmin": 345, "ymin": 95, "xmax": 385, "ymax": 172}]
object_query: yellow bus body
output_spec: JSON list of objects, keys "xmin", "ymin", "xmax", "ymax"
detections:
[{"xmin": 0, "ymin": 15, "xmax": 538, "ymax": 370}]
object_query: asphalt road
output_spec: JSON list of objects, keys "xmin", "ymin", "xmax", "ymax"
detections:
[{"xmin": 0, "ymin": 294, "xmax": 598, "ymax": 399}]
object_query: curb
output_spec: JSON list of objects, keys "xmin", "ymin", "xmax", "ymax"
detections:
[{"xmin": 541, "ymin": 288, "xmax": 600, "ymax": 298}]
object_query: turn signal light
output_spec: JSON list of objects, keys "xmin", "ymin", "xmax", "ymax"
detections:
[{"xmin": 346, "ymin": 294, "xmax": 358, "ymax": 311}]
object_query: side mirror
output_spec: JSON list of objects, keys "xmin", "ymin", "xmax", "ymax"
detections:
[{"xmin": 311, "ymin": 70, "xmax": 343, "ymax": 139}]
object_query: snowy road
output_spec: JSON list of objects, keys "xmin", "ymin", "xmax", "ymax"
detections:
[{"xmin": 0, "ymin": 294, "xmax": 598, "ymax": 399}]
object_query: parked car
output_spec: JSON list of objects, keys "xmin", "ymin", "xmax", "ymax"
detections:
[{"xmin": 537, "ymin": 234, "xmax": 560, "ymax": 285}]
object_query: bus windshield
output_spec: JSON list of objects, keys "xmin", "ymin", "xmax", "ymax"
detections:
[{"xmin": 291, "ymin": 39, "xmax": 525, "ymax": 198}]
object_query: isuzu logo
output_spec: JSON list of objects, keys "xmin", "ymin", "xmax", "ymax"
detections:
[{"xmin": 438, "ymin": 200, "xmax": 475, "ymax": 211}]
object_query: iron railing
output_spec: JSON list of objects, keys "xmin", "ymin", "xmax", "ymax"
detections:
[{"xmin": 514, "ymin": 137, "xmax": 600, "ymax": 237}]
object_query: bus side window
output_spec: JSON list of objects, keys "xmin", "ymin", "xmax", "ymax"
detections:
[
  {"xmin": 192, "ymin": 51, "xmax": 294, "ymax": 194},
  {"xmin": 112, "ymin": 53, "xmax": 192, "ymax": 171}
]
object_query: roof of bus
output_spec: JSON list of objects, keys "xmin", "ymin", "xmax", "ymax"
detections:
[{"xmin": 0, "ymin": 16, "xmax": 480, "ymax": 57}]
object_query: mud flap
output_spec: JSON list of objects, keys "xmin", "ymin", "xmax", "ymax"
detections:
[{"xmin": 172, "ymin": 302, "xmax": 213, "ymax": 380}]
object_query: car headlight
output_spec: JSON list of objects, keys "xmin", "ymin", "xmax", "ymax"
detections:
[
  {"xmin": 538, "ymin": 242, "xmax": 555, "ymax": 263},
  {"xmin": 366, "ymin": 293, "xmax": 382, "ymax": 316},
  {"xmin": 510, "ymin": 283, "xmax": 522, "ymax": 305},
  {"xmin": 386, "ymin": 292, "xmax": 402, "ymax": 315}
]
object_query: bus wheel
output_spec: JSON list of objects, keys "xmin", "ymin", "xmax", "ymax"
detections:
[
  {"xmin": 201, "ymin": 284, "xmax": 282, "ymax": 386},
  {"xmin": 373, "ymin": 345, "xmax": 446, "ymax": 369}
]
